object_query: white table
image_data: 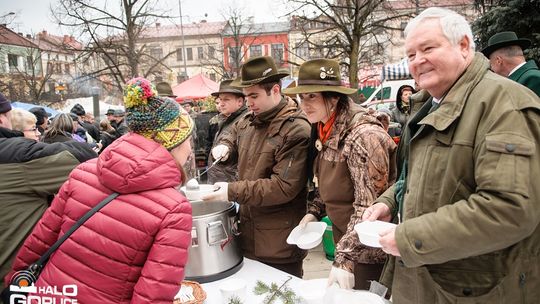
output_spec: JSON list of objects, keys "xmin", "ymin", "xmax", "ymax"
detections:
[{"xmin": 192, "ymin": 258, "xmax": 390, "ymax": 304}]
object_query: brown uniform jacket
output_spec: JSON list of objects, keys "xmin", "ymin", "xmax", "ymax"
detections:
[
  {"xmin": 219, "ymin": 97, "xmax": 311, "ymax": 264},
  {"xmin": 207, "ymin": 105, "xmax": 247, "ymax": 183},
  {"xmin": 308, "ymin": 103, "xmax": 397, "ymax": 272}
]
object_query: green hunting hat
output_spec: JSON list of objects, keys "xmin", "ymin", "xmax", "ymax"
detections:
[
  {"xmin": 155, "ymin": 81, "xmax": 176, "ymax": 97},
  {"xmin": 232, "ymin": 56, "xmax": 289, "ymax": 87},
  {"xmin": 481, "ymin": 31, "xmax": 531, "ymax": 58},
  {"xmin": 283, "ymin": 58, "xmax": 356, "ymax": 95},
  {"xmin": 211, "ymin": 79, "xmax": 245, "ymax": 97}
]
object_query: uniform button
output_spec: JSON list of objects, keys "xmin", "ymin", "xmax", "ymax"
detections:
[
  {"xmin": 398, "ymin": 259, "xmax": 405, "ymax": 266},
  {"xmin": 506, "ymin": 144, "xmax": 516, "ymax": 152},
  {"xmin": 462, "ymin": 287, "xmax": 473, "ymax": 296},
  {"xmin": 414, "ymin": 240, "xmax": 422, "ymax": 249},
  {"xmin": 406, "ymin": 189, "xmax": 409, "ymax": 194}
]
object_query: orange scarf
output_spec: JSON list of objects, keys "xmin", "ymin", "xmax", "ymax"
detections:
[{"xmin": 317, "ymin": 111, "xmax": 337, "ymax": 144}]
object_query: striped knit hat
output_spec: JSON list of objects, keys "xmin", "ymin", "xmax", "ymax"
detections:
[{"xmin": 123, "ymin": 77, "xmax": 194, "ymax": 150}]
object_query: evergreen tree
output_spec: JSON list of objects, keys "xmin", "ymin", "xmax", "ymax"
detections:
[{"xmin": 473, "ymin": 0, "xmax": 540, "ymax": 63}]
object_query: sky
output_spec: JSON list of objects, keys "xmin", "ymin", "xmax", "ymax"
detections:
[{"xmin": 1, "ymin": 0, "xmax": 292, "ymax": 36}]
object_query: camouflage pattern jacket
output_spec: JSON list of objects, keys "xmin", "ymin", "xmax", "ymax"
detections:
[{"xmin": 308, "ymin": 103, "xmax": 397, "ymax": 272}]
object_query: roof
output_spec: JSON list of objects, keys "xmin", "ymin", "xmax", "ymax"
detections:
[
  {"xmin": 0, "ymin": 25, "xmax": 38, "ymax": 49},
  {"xmin": 32, "ymin": 31, "xmax": 83, "ymax": 54},
  {"xmin": 223, "ymin": 21, "xmax": 290, "ymax": 36},
  {"xmin": 172, "ymin": 74, "xmax": 219, "ymax": 101},
  {"xmin": 140, "ymin": 21, "xmax": 227, "ymax": 39}
]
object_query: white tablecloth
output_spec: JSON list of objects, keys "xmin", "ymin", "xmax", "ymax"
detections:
[{"xmin": 189, "ymin": 258, "xmax": 390, "ymax": 304}]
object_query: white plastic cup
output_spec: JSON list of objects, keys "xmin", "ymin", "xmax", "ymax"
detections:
[{"xmin": 219, "ymin": 278, "xmax": 247, "ymax": 303}]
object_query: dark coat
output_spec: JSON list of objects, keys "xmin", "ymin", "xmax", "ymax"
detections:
[
  {"xmin": 0, "ymin": 127, "xmax": 97, "ymax": 280},
  {"xmin": 509, "ymin": 60, "xmax": 540, "ymax": 97},
  {"xmin": 207, "ymin": 105, "xmax": 247, "ymax": 183}
]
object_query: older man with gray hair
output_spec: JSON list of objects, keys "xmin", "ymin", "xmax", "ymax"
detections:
[{"xmin": 362, "ymin": 7, "xmax": 540, "ymax": 303}]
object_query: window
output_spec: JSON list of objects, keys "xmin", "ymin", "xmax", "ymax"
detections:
[
  {"xmin": 249, "ymin": 45, "xmax": 262, "ymax": 57},
  {"xmin": 47, "ymin": 62, "xmax": 54, "ymax": 74},
  {"xmin": 8, "ymin": 54, "xmax": 18, "ymax": 68},
  {"xmin": 56, "ymin": 63, "xmax": 62, "ymax": 74},
  {"xmin": 271, "ymin": 44, "xmax": 284, "ymax": 65},
  {"xmin": 400, "ymin": 22, "xmax": 407, "ymax": 38},
  {"xmin": 26, "ymin": 56, "xmax": 33, "ymax": 71},
  {"xmin": 295, "ymin": 42, "xmax": 309, "ymax": 59},
  {"xmin": 186, "ymin": 48, "xmax": 193, "ymax": 61},
  {"xmin": 228, "ymin": 46, "xmax": 241, "ymax": 68},
  {"xmin": 209, "ymin": 73, "xmax": 216, "ymax": 81},
  {"xmin": 208, "ymin": 46, "xmax": 215, "ymax": 59},
  {"xmin": 176, "ymin": 48, "xmax": 183, "ymax": 61},
  {"xmin": 65, "ymin": 63, "xmax": 70, "ymax": 74},
  {"xmin": 197, "ymin": 47, "xmax": 204, "ymax": 60},
  {"xmin": 150, "ymin": 47, "xmax": 163, "ymax": 60}
]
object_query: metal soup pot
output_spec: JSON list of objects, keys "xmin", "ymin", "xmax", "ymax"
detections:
[{"xmin": 185, "ymin": 199, "xmax": 243, "ymax": 283}]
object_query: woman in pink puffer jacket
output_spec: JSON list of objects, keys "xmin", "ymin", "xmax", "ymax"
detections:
[{"xmin": 5, "ymin": 77, "xmax": 195, "ymax": 303}]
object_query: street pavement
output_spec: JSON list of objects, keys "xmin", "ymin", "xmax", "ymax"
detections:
[{"xmin": 303, "ymin": 243, "xmax": 333, "ymax": 280}]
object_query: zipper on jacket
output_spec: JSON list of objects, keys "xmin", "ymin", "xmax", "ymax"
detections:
[
  {"xmin": 283, "ymin": 154, "xmax": 295, "ymax": 179},
  {"xmin": 519, "ymin": 272, "xmax": 526, "ymax": 304}
]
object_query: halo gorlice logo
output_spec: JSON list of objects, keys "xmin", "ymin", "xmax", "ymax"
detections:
[
  {"xmin": 8, "ymin": 270, "xmax": 78, "ymax": 303},
  {"xmin": 9, "ymin": 270, "xmax": 37, "ymax": 294}
]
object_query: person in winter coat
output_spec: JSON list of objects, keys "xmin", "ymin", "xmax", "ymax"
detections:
[
  {"xmin": 70, "ymin": 103, "xmax": 100, "ymax": 143},
  {"xmin": 202, "ymin": 56, "xmax": 311, "ymax": 277},
  {"xmin": 5, "ymin": 77, "xmax": 194, "ymax": 303},
  {"xmin": 10, "ymin": 108, "xmax": 41, "ymax": 141},
  {"xmin": 482, "ymin": 31, "xmax": 540, "ymax": 97},
  {"xmin": 206, "ymin": 79, "xmax": 247, "ymax": 183},
  {"xmin": 391, "ymin": 85, "xmax": 415, "ymax": 128},
  {"xmin": 42, "ymin": 113, "xmax": 78, "ymax": 143},
  {"xmin": 362, "ymin": 8, "xmax": 540, "ymax": 304},
  {"xmin": 284, "ymin": 59, "xmax": 397, "ymax": 289},
  {"xmin": 98, "ymin": 118, "xmax": 117, "ymax": 152},
  {"xmin": 0, "ymin": 94, "xmax": 97, "ymax": 282}
]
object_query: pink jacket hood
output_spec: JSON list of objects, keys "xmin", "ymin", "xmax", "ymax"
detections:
[{"xmin": 97, "ymin": 133, "xmax": 182, "ymax": 193}]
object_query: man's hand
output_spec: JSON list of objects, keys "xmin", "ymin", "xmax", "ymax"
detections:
[
  {"xmin": 362, "ymin": 203, "xmax": 392, "ymax": 222},
  {"xmin": 379, "ymin": 227, "xmax": 401, "ymax": 257},
  {"xmin": 211, "ymin": 145, "xmax": 229, "ymax": 161},
  {"xmin": 201, "ymin": 182, "xmax": 228, "ymax": 202},
  {"xmin": 328, "ymin": 266, "xmax": 354, "ymax": 289},
  {"xmin": 298, "ymin": 213, "xmax": 317, "ymax": 229}
]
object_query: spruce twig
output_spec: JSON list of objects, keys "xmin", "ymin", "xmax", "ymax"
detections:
[{"xmin": 252, "ymin": 276, "xmax": 300, "ymax": 304}]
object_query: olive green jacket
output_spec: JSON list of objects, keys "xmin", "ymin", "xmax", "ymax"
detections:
[{"xmin": 375, "ymin": 53, "xmax": 540, "ymax": 303}]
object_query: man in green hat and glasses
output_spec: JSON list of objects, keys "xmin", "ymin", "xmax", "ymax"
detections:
[
  {"xmin": 202, "ymin": 56, "xmax": 311, "ymax": 277},
  {"xmin": 482, "ymin": 31, "xmax": 540, "ymax": 97}
]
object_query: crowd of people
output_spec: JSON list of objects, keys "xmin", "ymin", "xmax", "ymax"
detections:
[{"xmin": 1, "ymin": 6, "xmax": 539, "ymax": 304}]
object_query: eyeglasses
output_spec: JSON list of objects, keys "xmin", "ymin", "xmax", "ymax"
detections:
[{"xmin": 24, "ymin": 127, "xmax": 40, "ymax": 133}]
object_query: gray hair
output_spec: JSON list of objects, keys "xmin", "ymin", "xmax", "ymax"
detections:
[
  {"xmin": 10, "ymin": 108, "xmax": 37, "ymax": 132},
  {"xmin": 493, "ymin": 45, "xmax": 524, "ymax": 58},
  {"xmin": 405, "ymin": 7, "xmax": 475, "ymax": 50}
]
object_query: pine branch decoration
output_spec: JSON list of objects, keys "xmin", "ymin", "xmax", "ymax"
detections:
[{"xmin": 252, "ymin": 276, "xmax": 300, "ymax": 304}]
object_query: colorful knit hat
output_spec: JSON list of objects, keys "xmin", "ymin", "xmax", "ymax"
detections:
[{"xmin": 123, "ymin": 77, "xmax": 194, "ymax": 150}]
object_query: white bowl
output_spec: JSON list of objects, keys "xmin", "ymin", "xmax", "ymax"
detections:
[
  {"xmin": 287, "ymin": 222, "xmax": 327, "ymax": 250},
  {"xmin": 298, "ymin": 279, "xmax": 327, "ymax": 304},
  {"xmin": 354, "ymin": 220, "xmax": 397, "ymax": 248},
  {"xmin": 219, "ymin": 278, "xmax": 247, "ymax": 303},
  {"xmin": 180, "ymin": 184, "xmax": 217, "ymax": 201}
]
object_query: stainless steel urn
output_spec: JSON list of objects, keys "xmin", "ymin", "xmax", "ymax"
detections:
[{"xmin": 184, "ymin": 200, "xmax": 243, "ymax": 283}]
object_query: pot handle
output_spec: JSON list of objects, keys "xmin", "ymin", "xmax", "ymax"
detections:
[
  {"xmin": 207, "ymin": 221, "xmax": 228, "ymax": 246},
  {"xmin": 231, "ymin": 218, "xmax": 241, "ymax": 236}
]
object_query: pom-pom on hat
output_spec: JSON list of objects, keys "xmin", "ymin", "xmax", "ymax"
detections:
[{"xmin": 123, "ymin": 77, "xmax": 194, "ymax": 151}]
